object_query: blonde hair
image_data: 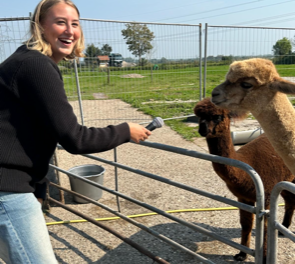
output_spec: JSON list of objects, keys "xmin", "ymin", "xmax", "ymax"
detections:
[{"xmin": 25, "ymin": 0, "xmax": 85, "ymax": 60}]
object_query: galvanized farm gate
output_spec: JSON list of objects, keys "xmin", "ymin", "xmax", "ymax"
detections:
[{"xmin": 50, "ymin": 140, "xmax": 266, "ymax": 264}]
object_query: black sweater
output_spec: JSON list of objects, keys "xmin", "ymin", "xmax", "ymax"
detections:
[{"xmin": 0, "ymin": 45, "xmax": 130, "ymax": 194}]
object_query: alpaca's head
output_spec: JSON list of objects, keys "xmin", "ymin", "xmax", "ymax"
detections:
[
  {"xmin": 211, "ymin": 58, "xmax": 295, "ymax": 115},
  {"xmin": 194, "ymin": 98, "xmax": 242, "ymax": 138}
]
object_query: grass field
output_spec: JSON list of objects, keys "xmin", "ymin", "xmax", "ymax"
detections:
[{"xmin": 61, "ymin": 63, "xmax": 295, "ymax": 141}]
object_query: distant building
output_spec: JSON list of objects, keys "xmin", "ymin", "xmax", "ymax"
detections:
[{"xmin": 97, "ymin": 55, "xmax": 109, "ymax": 66}]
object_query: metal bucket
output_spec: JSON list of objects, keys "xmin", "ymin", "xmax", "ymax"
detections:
[{"xmin": 67, "ymin": 164, "xmax": 105, "ymax": 203}]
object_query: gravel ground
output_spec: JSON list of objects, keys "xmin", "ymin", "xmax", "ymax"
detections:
[{"xmin": 1, "ymin": 99, "xmax": 295, "ymax": 264}]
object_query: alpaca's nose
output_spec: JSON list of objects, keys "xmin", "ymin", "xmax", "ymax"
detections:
[
  {"xmin": 211, "ymin": 87, "xmax": 223, "ymax": 105},
  {"xmin": 199, "ymin": 121, "xmax": 208, "ymax": 137}
]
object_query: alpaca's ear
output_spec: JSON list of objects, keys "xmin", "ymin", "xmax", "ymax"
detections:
[{"xmin": 269, "ymin": 80, "xmax": 295, "ymax": 94}]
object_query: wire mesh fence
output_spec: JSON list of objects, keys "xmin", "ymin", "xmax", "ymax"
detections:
[
  {"xmin": 2, "ymin": 18, "xmax": 295, "ymax": 126},
  {"xmin": 203, "ymin": 24, "xmax": 295, "ymax": 97},
  {"xmin": 0, "ymin": 17, "xmax": 202, "ymax": 127},
  {"xmin": 65, "ymin": 19, "xmax": 202, "ymax": 126},
  {"xmin": 0, "ymin": 17, "xmax": 30, "ymax": 61}
]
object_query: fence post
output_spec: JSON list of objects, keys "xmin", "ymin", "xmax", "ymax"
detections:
[
  {"xmin": 73, "ymin": 59, "xmax": 84, "ymax": 125},
  {"xmin": 151, "ymin": 66, "xmax": 153, "ymax": 82},
  {"xmin": 107, "ymin": 67, "xmax": 110, "ymax": 84},
  {"xmin": 203, "ymin": 23, "xmax": 208, "ymax": 99},
  {"xmin": 199, "ymin": 23, "xmax": 202, "ymax": 101}
]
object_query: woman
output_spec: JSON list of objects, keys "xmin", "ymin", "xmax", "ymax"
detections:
[{"xmin": 0, "ymin": 0, "xmax": 151, "ymax": 263}]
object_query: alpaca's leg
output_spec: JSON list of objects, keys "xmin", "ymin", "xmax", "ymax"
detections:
[
  {"xmin": 235, "ymin": 205, "xmax": 267, "ymax": 263},
  {"xmin": 282, "ymin": 201, "xmax": 295, "ymax": 228},
  {"xmin": 280, "ymin": 190, "xmax": 295, "ymax": 236},
  {"xmin": 234, "ymin": 202, "xmax": 254, "ymax": 262}
]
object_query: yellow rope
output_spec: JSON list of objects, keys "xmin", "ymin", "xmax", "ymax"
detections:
[{"xmin": 46, "ymin": 203, "xmax": 285, "ymax": 226}]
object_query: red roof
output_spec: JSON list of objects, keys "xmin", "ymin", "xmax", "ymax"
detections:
[{"xmin": 97, "ymin": 55, "xmax": 109, "ymax": 61}]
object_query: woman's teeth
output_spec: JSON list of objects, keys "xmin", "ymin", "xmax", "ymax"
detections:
[{"xmin": 60, "ymin": 39, "xmax": 72, "ymax": 44}]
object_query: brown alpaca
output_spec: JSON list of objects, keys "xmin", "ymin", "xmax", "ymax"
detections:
[{"xmin": 194, "ymin": 98, "xmax": 295, "ymax": 263}]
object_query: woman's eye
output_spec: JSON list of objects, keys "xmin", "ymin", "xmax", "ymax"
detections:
[
  {"xmin": 57, "ymin": 21, "xmax": 65, "ymax": 25},
  {"xmin": 240, "ymin": 82, "xmax": 253, "ymax": 89}
]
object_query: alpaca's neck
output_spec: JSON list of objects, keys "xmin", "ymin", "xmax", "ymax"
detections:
[
  {"xmin": 253, "ymin": 92, "xmax": 295, "ymax": 175},
  {"xmin": 206, "ymin": 132, "xmax": 240, "ymax": 181},
  {"xmin": 206, "ymin": 134, "xmax": 236, "ymax": 159}
]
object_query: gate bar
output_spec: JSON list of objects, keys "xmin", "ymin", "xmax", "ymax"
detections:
[
  {"xmin": 48, "ymin": 197, "xmax": 170, "ymax": 264},
  {"xmin": 49, "ymin": 182, "xmax": 216, "ymax": 264},
  {"xmin": 137, "ymin": 141, "xmax": 265, "ymax": 264},
  {"xmin": 50, "ymin": 164, "xmax": 255, "ymax": 256},
  {"xmin": 80, "ymin": 151, "xmax": 257, "ymax": 213}
]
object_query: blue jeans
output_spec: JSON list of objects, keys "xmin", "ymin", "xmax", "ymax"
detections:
[{"xmin": 0, "ymin": 192, "xmax": 58, "ymax": 264}]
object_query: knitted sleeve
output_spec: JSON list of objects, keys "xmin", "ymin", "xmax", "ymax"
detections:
[
  {"xmin": 14, "ymin": 56, "xmax": 130, "ymax": 154},
  {"xmin": 33, "ymin": 180, "xmax": 48, "ymax": 200}
]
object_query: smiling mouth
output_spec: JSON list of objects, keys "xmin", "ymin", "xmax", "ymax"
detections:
[{"xmin": 59, "ymin": 39, "xmax": 73, "ymax": 45}]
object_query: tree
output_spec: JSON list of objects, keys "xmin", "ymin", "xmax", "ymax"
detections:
[
  {"xmin": 124, "ymin": 57, "xmax": 135, "ymax": 63},
  {"xmin": 84, "ymin": 44, "xmax": 101, "ymax": 58},
  {"xmin": 160, "ymin": 57, "xmax": 168, "ymax": 64},
  {"xmin": 221, "ymin": 55, "xmax": 234, "ymax": 65},
  {"xmin": 101, "ymin": 44, "xmax": 112, "ymax": 55},
  {"xmin": 84, "ymin": 44, "xmax": 101, "ymax": 67},
  {"xmin": 121, "ymin": 23, "xmax": 155, "ymax": 65},
  {"xmin": 272, "ymin": 37, "xmax": 292, "ymax": 56}
]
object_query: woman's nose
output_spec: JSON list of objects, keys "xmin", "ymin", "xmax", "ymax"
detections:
[{"xmin": 65, "ymin": 24, "xmax": 73, "ymax": 34}]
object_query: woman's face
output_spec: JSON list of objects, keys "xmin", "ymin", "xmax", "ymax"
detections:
[{"xmin": 42, "ymin": 2, "xmax": 81, "ymax": 63}]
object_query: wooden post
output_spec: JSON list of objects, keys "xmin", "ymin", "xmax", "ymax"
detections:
[
  {"xmin": 107, "ymin": 67, "xmax": 110, "ymax": 84},
  {"xmin": 151, "ymin": 66, "xmax": 153, "ymax": 82}
]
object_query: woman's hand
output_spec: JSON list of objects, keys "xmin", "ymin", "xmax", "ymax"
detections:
[{"xmin": 128, "ymin": 123, "xmax": 152, "ymax": 143}]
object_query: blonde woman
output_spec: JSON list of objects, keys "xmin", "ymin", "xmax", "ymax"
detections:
[{"xmin": 0, "ymin": 0, "xmax": 151, "ymax": 263}]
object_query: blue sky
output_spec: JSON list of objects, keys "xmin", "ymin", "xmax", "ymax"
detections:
[
  {"xmin": 1, "ymin": 0, "xmax": 295, "ymax": 28},
  {"xmin": 1, "ymin": 0, "xmax": 295, "ymax": 60}
]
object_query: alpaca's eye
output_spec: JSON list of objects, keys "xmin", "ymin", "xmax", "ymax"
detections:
[
  {"xmin": 217, "ymin": 116, "xmax": 223, "ymax": 122},
  {"xmin": 213, "ymin": 115, "xmax": 223, "ymax": 123},
  {"xmin": 240, "ymin": 82, "xmax": 253, "ymax": 89}
]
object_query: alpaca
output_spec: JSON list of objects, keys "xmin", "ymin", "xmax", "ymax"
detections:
[
  {"xmin": 211, "ymin": 58, "xmax": 295, "ymax": 178},
  {"xmin": 194, "ymin": 98, "xmax": 295, "ymax": 262}
]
